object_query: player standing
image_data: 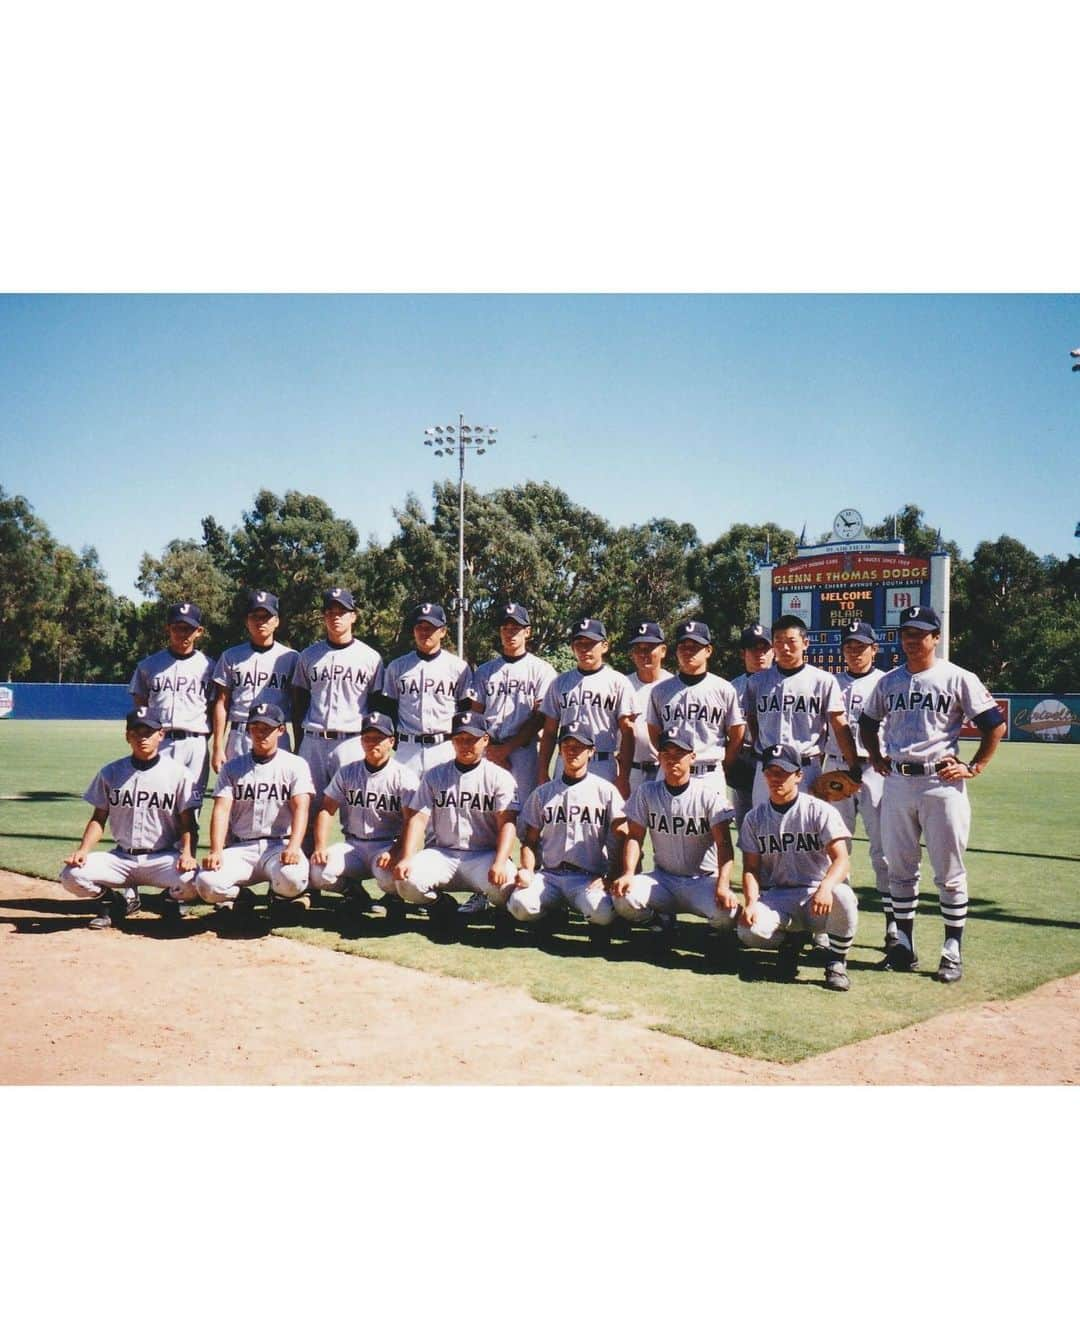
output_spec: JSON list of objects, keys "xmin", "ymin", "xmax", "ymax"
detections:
[
  {"xmin": 625, "ymin": 620, "xmax": 672, "ymax": 794},
  {"xmin": 210, "ymin": 590, "xmax": 299, "ymax": 771},
  {"xmin": 727, "ymin": 623, "xmax": 773, "ymax": 830},
  {"xmin": 859, "ymin": 606, "xmax": 1006, "ymax": 983},
  {"xmin": 380, "ymin": 602, "xmax": 473, "ymax": 777}
]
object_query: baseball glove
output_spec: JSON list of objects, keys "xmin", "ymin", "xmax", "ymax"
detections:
[
  {"xmin": 810, "ymin": 769, "xmax": 862, "ymax": 801},
  {"xmin": 725, "ymin": 755, "xmax": 756, "ymax": 791}
]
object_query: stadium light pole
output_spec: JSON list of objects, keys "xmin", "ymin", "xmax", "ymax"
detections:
[{"xmin": 424, "ymin": 415, "xmax": 498, "ymax": 657}]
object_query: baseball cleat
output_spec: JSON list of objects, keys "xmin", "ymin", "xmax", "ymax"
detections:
[
  {"xmin": 457, "ymin": 891, "xmax": 490, "ymax": 920},
  {"xmin": 587, "ymin": 922, "xmax": 614, "ymax": 950},
  {"xmin": 933, "ymin": 954, "xmax": 963, "ymax": 983},
  {"xmin": 881, "ymin": 940, "xmax": 919, "ymax": 972},
  {"xmin": 426, "ymin": 892, "xmax": 459, "ymax": 941},
  {"xmin": 380, "ymin": 891, "xmax": 409, "ymax": 927},
  {"xmin": 776, "ymin": 933, "xmax": 805, "ymax": 982},
  {"xmin": 233, "ymin": 887, "xmax": 258, "ymax": 922},
  {"xmin": 884, "ymin": 926, "xmax": 901, "ymax": 952},
  {"xmin": 89, "ymin": 891, "xmax": 140, "ymax": 929},
  {"xmin": 161, "ymin": 896, "xmax": 191, "ymax": 922},
  {"xmin": 492, "ymin": 908, "xmax": 516, "ymax": 945},
  {"xmin": 824, "ymin": 963, "xmax": 851, "ymax": 992}
]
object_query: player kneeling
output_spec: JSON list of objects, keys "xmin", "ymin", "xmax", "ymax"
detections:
[
  {"xmin": 309, "ymin": 713, "xmax": 418, "ymax": 922},
  {"xmin": 392, "ymin": 712, "xmax": 518, "ymax": 939},
  {"xmin": 60, "ymin": 707, "xmax": 199, "ymax": 928},
  {"xmin": 611, "ymin": 727, "xmax": 740, "ymax": 961},
  {"xmin": 193, "ymin": 702, "xmax": 314, "ymax": 923},
  {"xmin": 737, "ymin": 745, "xmax": 857, "ymax": 991},
  {"xmin": 509, "ymin": 721, "xmax": 627, "ymax": 947}
]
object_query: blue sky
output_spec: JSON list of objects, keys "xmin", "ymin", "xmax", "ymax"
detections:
[{"xmin": 1, "ymin": 293, "xmax": 1077, "ymax": 599}]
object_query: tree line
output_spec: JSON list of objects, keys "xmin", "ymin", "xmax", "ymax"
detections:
[{"xmin": 2, "ymin": 483, "xmax": 1078, "ymax": 691}]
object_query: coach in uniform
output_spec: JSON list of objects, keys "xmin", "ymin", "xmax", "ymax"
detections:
[{"xmin": 859, "ymin": 605, "xmax": 1006, "ymax": 983}]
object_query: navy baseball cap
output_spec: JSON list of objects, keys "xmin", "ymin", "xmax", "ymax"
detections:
[
  {"xmin": 558, "ymin": 720, "xmax": 595, "ymax": 746},
  {"xmin": 740, "ymin": 623, "xmax": 771, "ymax": 649},
  {"xmin": 842, "ymin": 620, "xmax": 877, "ymax": 645},
  {"xmin": 360, "ymin": 712, "xmax": 396, "ymax": 737},
  {"xmin": 675, "ymin": 619, "xmax": 712, "ymax": 646},
  {"xmin": 658, "ymin": 727, "xmax": 696, "ymax": 753},
  {"xmin": 248, "ymin": 702, "xmax": 286, "ymax": 727},
  {"xmin": 570, "ymin": 617, "xmax": 607, "ymax": 642},
  {"xmin": 126, "ymin": 706, "xmax": 163, "ymax": 732},
  {"xmin": 629, "ymin": 620, "xmax": 665, "ymax": 645},
  {"xmin": 246, "ymin": 589, "xmax": 280, "ymax": 615},
  {"xmin": 499, "ymin": 602, "xmax": 530, "ymax": 627},
  {"xmin": 451, "ymin": 711, "xmax": 489, "ymax": 738},
  {"xmin": 167, "ymin": 601, "xmax": 203, "ymax": 627},
  {"xmin": 761, "ymin": 744, "xmax": 803, "ymax": 773},
  {"xmin": 322, "ymin": 587, "xmax": 357, "ymax": 612},
  {"xmin": 900, "ymin": 605, "xmax": 941, "ymax": 632},
  {"xmin": 412, "ymin": 601, "xmax": 448, "ymax": 628}
]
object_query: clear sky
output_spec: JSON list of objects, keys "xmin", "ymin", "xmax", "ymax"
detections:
[{"xmin": 1, "ymin": 293, "xmax": 1077, "ymax": 600}]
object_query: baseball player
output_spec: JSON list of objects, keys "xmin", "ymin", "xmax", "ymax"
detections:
[
  {"xmin": 509, "ymin": 720, "xmax": 628, "ymax": 947},
  {"xmin": 625, "ymin": 619, "xmax": 672, "ymax": 794},
  {"xmin": 859, "ymin": 605, "xmax": 1006, "ymax": 983},
  {"xmin": 309, "ymin": 712, "xmax": 419, "ymax": 922},
  {"xmin": 210, "ymin": 590, "xmax": 299, "ymax": 772},
  {"xmin": 728, "ymin": 623, "xmax": 773, "ymax": 831},
  {"xmin": 611, "ymin": 726, "xmax": 740, "ymax": 962},
  {"xmin": 822, "ymin": 620, "xmax": 891, "ymax": 940},
  {"xmin": 193, "ymin": 702, "xmax": 315, "ymax": 922},
  {"xmin": 291, "ymin": 586, "xmax": 383, "ymax": 810},
  {"xmin": 380, "ymin": 602, "xmax": 473, "ymax": 777},
  {"xmin": 645, "ymin": 619, "xmax": 745, "ymax": 795},
  {"xmin": 129, "ymin": 600, "xmax": 215, "ymax": 806},
  {"xmin": 392, "ymin": 711, "xmax": 519, "ymax": 939},
  {"xmin": 537, "ymin": 618, "xmax": 635, "ymax": 798},
  {"xmin": 468, "ymin": 601, "xmax": 557, "ymax": 805},
  {"xmin": 736, "ymin": 744, "xmax": 858, "ymax": 991},
  {"xmin": 60, "ymin": 707, "xmax": 199, "ymax": 928}
]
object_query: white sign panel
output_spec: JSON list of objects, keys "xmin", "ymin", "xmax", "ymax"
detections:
[
  {"xmin": 885, "ymin": 586, "xmax": 920, "ymax": 625},
  {"xmin": 780, "ymin": 591, "xmax": 813, "ymax": 620}
]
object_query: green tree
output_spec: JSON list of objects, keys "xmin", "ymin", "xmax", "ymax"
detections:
[
  {"xmin": 0, "ymin": 488, "xmax": 57, "ymax": 680},
  {"xmin": 688, "ymin": 522, "xmax": 799, "ymax": 670}
]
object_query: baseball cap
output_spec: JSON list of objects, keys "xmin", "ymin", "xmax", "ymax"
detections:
[
  {"xmin": 675, "ymin": 619, "xmax": 712, "ymax": 646},
  {"xmin": 246, "ymin": 589, "xmax": 280, "ymax": 616},
  {"xmin": 166, "ymin": 601, "xmax": 203, "ymax": 628},
  {"xmin": 899, "ymin": 605, "xmax": 941, "ymax": 632},
  {"xmin": 628, "ymin": 620, "xmax": 665, "ymax": 646},
  {"xmin": 322, "ymin": 587, "xmax": 357, "ymax": 612},
  {"xmin": 570, "ymin": 617, "xmax": 607, "ymax": 643},
  {"xmin": 760, "ymin": 744, "xmax": 803, "ymax": 773},
  {"xmin": 412, "ymin": 601, "xmax": 448, "ymax": 628},
  {"xmin": 841, "ymin": 620, "xmax": 877, "ymax": 645},
  {"xmin": 126, "ymin": 706, "xmax": 163, "ymax": 732},
  {"xmin": 247, "ymin": 702, "xmax": 286, "ymax": 727},
  {"xmin": 451, "ymin": 711, "xmax": 489, "ymax": 738},
  {"xmin": 360, "ymin": 712, "xmax": 396, "ymax": 738},
  {"xmin": 740, "ymin": 623, "xmax": 771, "ymax": 649},
  {"xmin": 658, "ymin": 726, "xmax": 696, "ymax": 753},
  {"xmin": 558, "ymin": 720, "xmax": 595, "ymax": 746},
  {"xmin": 499, "ymin": 602, "xmax": 530, "ymax": 627}
]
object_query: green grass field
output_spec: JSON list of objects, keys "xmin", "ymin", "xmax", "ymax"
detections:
[{"xmin": 2, "ymin": 720, "xmax": 1078, "ymax": 1062}]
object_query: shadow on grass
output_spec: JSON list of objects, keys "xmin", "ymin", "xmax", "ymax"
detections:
[{"xmin": 0, "ymin": 791, "xmax": 82, "ymax": 802}]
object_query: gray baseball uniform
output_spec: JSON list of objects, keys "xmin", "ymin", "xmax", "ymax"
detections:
[
  {"xmin": 382, "ymin": 648, "xmax": 472, "ymax": 775},
  {"xmin": 646, "ymin": 671, "xmax": 743, "ymax": 788},
  {"xmin": 470, "ymin": 650, "xmax": 557, "ymax": 800},
  {"xmin": 292, "ymin": 636, "xmax": 383, "ymax": 797},
  {"xmin": 310, "ymin": 757, "xmax": 419, "ymax": 894},
  {"xmin": 627, "ymin": 668, "xmax": 672, "ymax": 792},
  {"xmin": 540, "ymin": 666, "xmax": 635, "ymax": 784},
  {"xmin": 728, "ymin": 671, "xmax": 757, "ymax": 829},
  {"xmin": 213, "ymin": 641, "xmax": 300, "ymax": 761},
  {"xmin": 129, "ymin": 648, "xmax": 214, "ymax": 800},
  {"xmin": 748, "ymin": 663, "xmax": 845, "ymax": 803},
  {"xmin": 825, "ymin": 666, "xmax": 888, "ymax": 894}
]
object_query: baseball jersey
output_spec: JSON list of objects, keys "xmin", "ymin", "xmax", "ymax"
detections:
[
  {"xmin": 213, "ymin": 749, "xmax": 315, "ymax": 841},
  {"xmin": 411, "ymin": 758, "xmax": 519, "ymax": 851},
  {"xmin": 381, "ymin": 649, "xmax": 472, "ymax": 735},
  {"xmin": 520, "ymin": 773, "xmax": 626, "ymax": 872},
  {"xmin": 748, "ymin": 664, "xmax": 845, "ymax": 755},
  {"xmin": 470, "ymin": 651, "xmax": 557, "ymax": 742},
  {"xmin": 82, "ymin": 754, "xmax": 197, "ymax": 851},
  {"xmin": 832, "ymin": 668, "xmax": 885, "ymax": 760},
  {"xmin": 738, "ymin": 793, "xmax": 851, "ymax": 890},
  {"xmin": 628, "ymin": 669, "xmax": 672, "ymax": 763},
  {"xmin": 861, "ymin": 658, "xmax": 1001, "ymax": 765},
  {"xmin": 730, "ymin": 673, "xmax": 753, "ymax": 724},
  {"xmin": 541, "ymin": 665, "xmax": 636, "ymax": 755},
  {"xmin": 292, "ymin": 638, "xmax": 383, "ymax": 732},
  {"xmin": 645, "ymin": 672, "xmax": 744, "ymax": 761},
  {"xmin": 324, "ymin": 757, "xmax": 420, "ymax": 842},
  {"xmin": 213, "ymin": 641, "xmax": 300, "ymax": 722},
  {"xmin": 627, "ymin": 777, "xmax": 735, "ymax": 876},
  {"xmin": 129, "ymin": 649, "xmax": 215, "ymax": 734}
]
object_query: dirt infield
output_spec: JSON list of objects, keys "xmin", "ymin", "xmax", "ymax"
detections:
[{"xmin": 2, "ymin": 871, "xmax": 1077, "ymax": 1084}]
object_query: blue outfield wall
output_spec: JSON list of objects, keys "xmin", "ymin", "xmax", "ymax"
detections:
[{"xmin": 0, "ymin": 683, "xmax": 132, "ymax": 720}]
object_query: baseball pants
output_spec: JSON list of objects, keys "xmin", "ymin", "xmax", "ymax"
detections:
[
  {"xmin": 309, "ymin": 837, "xmax": 397, "ymax": 894},
  {"xmin": 394, "ymin": 737, "xmax": 455, "ymax": 777},
  {"xmin": 489, "ymin": 742, "xmax": 539, "ymax": 808},
  {"xmin": 729, "ymin": 786, "xmax": 754, "ymax": 833},
  {"xmin": 752, "ymin": 757, "xmax": 823, "ymax": 806},
  {"xmin": 61, "ymin": 848, "xmax": 194, "ymax": 899},
  {"xmin": 507, "ymin": 869, "xmax": 615, "ymax": 925},
  {"xmin": 736, "ymin": 882, "xmax": 858, "ymax": 955},
  {"xmin": 881, "ymin": 773, "xmax": 971, "ymax": 929},
  {"xmin": 612, "ymin": 868, "xmax": 737, "ymax": 930},
  {"xmin": 194, "ymin": 838, "xmax": 310, "ymax": 903},
  {"xmin": 223, "ymin": 722, "xmax": 293, "ymax": 764},
  {"xmin": 161, "ymin": 734, "xmax": 210, "ymax": 806},
  {"xmin": 824, "ymin": 756, "xmax": 889, "ymax": 894},
  {"xmin": 628, "ymin": 761, "xmax": 660, "ymax": 795},
  {"xmin": 300, "ymin": 732, "xmax": 365, "ymax": 802},
  {"xmin": 396, "ymin": 847, "xmax": 517, "ymax": 907}
]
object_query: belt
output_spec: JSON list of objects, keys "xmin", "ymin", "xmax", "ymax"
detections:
[
  {"xmin": 631, "ymin": 761, "xmax": 658, "ymax": 774},
  {"xmin": 165, "ymin": 729, "xmax": 205, "ymax": 740},
  {"xmin": 305, "ymin": 727, "xmax": 360, "ymax": 740},
  {"xmin": 691, "ymin": 761, "xmax": 721, "ymax": 774},
  {"xmin": 594, "ymin": 750, "xmax": 613, "ymax": 761},
  {"xmin": 549, "ymin": 861, "xmax": 591, "ymax": 875},
  {"xmin": 892, "ymin": 759, "xmax": 951, "ymax": 777},
  {"xmin": 398, "ymin": 731, "xmax": 448, "ymax": 744},
  {"xmin": 117, "ymin": 845, "xmax": 170, "ymax": 857},
  {"xmin": 755, "ymin": 749, "xmax": 820, "ymax": 767}
]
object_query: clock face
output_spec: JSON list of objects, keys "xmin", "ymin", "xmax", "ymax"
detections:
[{"xmin": 833, "ymin": 508, "xmax": 863, "ymax": 540}]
